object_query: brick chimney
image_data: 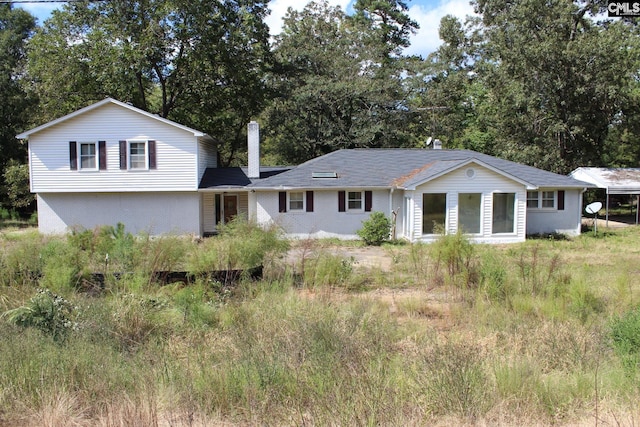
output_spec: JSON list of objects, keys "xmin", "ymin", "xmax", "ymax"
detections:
[{"xmin": 248, "ymin": 121, "xmax": 260, "ymax": 179}]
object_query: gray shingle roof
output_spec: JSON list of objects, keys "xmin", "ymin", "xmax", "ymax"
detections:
[{"xmin": 248, "ymin": 149, "xmax": 592, "ymax": 190}]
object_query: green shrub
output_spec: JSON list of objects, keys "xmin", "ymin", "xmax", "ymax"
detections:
[
  {"xmin": 188, "ymin": 218, "xmax": 288, "ymax": 273},
  {"xmin": 2, "ymin": 288, "xmax": 78, "ymax": 342},
  {"xmin": 431, "ymin": 229, "xmax": 478, "ymax": 289},
  {"xmin": 303, "ymin": 252, "xmax": 353, "ymax": 288},
  {"xmin": 357, "ymin": 211, "xmax": 391, "ymax": 246}
]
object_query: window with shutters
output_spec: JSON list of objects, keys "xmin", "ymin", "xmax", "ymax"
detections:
[
  {"xmin": 121, "ymin": 139, "xmax": 156, "ymax": 171},
  {"xmin": 289, "ymin": 192, "xmax": 304, "ymax": 211},
  {"xmin": 129, "ymin": 141, "xmax": 147, "ymax": 170},
  {"xmin": 79, "ymin": 142, "xmax": 97, "ymax": 170},
  {"xmin": 348, "ymin": 191, "xmax": 363, "ymax": 211}
]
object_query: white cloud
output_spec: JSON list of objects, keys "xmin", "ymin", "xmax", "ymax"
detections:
[{"xmin": 405, "ymin": 0, "xmax": 476, "ymax": 58}]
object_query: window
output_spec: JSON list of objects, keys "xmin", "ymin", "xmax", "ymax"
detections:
[
  {"xmin": 423, "ymin": 193, "xmax": 446, "ymax": 234},
  {"xmin": 458, "ymin": 193, "xmax": 481, "ymax": 234},
  {"xmin": 527, "ymin": 190, "xmax": 557, "ymax": 209},
  {"xmin": 79, "ymin": 143, "xmax": 96, "ymax": 170},
  {"xmin": 119, "ymin": 140, "xmax": 156, "ymax": 170},
  {"xmin": 542, "ymin": 191, "xmax": 555, "ymax": 208},
  {"xmin": 493, "ymin": 193, "xmax": 515, "ymax": 233},
  {"xmin": 289, "ymin": 192, "xmax": 304, "ymax": 211},
  {"xmin": 129, "ymin": 141, "xmax": 147, "ymax": 170},
  {"xmin": 348, "ymin": 191, "xmax": 362, "ymax": 210}
]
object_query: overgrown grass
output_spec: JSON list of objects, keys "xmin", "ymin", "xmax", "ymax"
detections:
[{"xmin": 2, "ymin": 225, "xmax": 640, "ymax": 425}]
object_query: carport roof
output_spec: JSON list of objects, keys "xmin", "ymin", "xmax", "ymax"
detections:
[{"xmin": 570, "ymin": 168, "xmax": 640, "ymax": 195}]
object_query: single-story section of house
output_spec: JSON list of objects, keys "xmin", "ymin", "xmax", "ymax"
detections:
[{"xmin": 17, "ymin": 98, "xmax": 593, "ymax": 243}]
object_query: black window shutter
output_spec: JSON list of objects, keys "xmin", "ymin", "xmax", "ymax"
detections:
[
  {"xmin": 119, "ymin": 140, "xmax": 127, "ymax": 170},
  {"xmin": 98, "ymin": 141, "xmax": 107, "ymax": 170},
  {"xmin": 557, "ymin": 190, "xmax": 565, "ymax": 210},
  {"xmin": 338, "ymin": 191, "xmax": 346, "ymax": 212},
  {"xmin": 365, "ymin": 191, "xmax": 373, "ymax": 212},
  {"xmin": 148, "ymin": 140, "xmax": 157, "ymax": 169},
  {"xmin": 306, "ymin": 191, "xmax": 314, "ymax": 212},
  {"xmin": 69, "ymin": 141, "xmax": 77, "ymax": 170},
  {"xmin": 279, "ymin": 192, "xmax": 287, "ymax": 213}
]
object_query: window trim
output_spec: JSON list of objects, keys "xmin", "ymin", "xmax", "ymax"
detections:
[
  {"xmin": 78, "ymin": 142, "xmax": 98, "ymax": 171},
  {"xmin": 347, "ymin": 191, "xmax": 363, "ymax": 212},
  {"xmin": 527, "ymin": 190, "xmax": 557, "ymax": 210},
  {"xmin": 288, "ymin": 191, "xmax": 305, "ymax": 212},
  {"xmin": 492, "ymin": 192, "xmax": 516, "ymax": 235},
  {"xmin": 422, "ymin": 192, "xmax": 447, "ymax": 235},
  {"xmin": 128, "ymin": 140, "xmax": 149, "ymax": 171},
  {"xmin": 458, "ymin": 192, "xmax": 483, "ymax": 235}
]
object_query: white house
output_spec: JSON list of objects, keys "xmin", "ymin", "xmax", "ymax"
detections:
[
  {"xmin": 17, "ymin": 98, "xmax": 218, "ymax": 235},
  {"xmin": 18, "ymin": 98, "xmax": 593, "ymax": 242}
]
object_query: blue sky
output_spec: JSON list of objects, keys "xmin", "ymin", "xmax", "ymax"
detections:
[{"xmin": 17, "ymin": 0, "xmax": 476, "ymax": 58}]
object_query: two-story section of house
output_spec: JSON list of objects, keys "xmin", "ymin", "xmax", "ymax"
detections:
[{"xmin": 17, "ymin": 98, "xmax": 218, "ymax": 235}]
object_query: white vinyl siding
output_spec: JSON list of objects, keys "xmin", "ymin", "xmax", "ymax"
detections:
[
  {"xmin": 29, "ymin": 102, "xmax": 200, "ymax": 192},
  {"xmin": 412, "ymin": 163, "xmax": 526, "ymax": 243},
  {"xmin": 197, "ymin": 136, "xmax": 217, "ymax": 183}
]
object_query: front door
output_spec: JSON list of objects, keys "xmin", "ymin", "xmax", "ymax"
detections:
[{"xmin": 223, "ymin": 195, "xmax": 238, "ymax": 223}]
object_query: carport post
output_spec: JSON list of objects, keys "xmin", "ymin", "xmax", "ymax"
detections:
[{"xmin": 606, "ymin": 191, "xmax": 609, "ymax": 228}]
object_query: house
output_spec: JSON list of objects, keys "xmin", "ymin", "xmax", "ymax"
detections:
[
  {"xmin": 18, "ymin": 98, "xmax": 592, "ymax": 243},
  {"xmin": 17, "ymin": 98, "xmax": 219, "ymax": 235},
  {"xmin": 244, "ymin": 149, "xmax": 591, "ymax": 243}
]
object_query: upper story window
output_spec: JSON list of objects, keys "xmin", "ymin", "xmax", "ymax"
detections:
[
  {"xmin": 129, "ymin": 141, "xmax": 147, "ymax": 170},
  {"xmin": 348, "ymin": 191, "xmax": 363, "ymax": 211},
  {"xmin": 70, "ymin": 141, "xmax": 105, "ymax": 171},
  {"xmin": 119, "ymin": 140, "xmax": 156, "ymax": 171},
  {"xmin": 79, "ymin": 142, "xmax": 97, "ymax": 170}
]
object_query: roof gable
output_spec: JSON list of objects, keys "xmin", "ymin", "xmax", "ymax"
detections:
[
  {"xmin": 17, "ymin": 98, "xmax": 207, "ymax": 139},
  {"xmin": 399, "ymin": 158, "xmax": 535, "ymax": 190}
]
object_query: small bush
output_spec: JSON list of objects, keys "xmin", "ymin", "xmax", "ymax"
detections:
[
  {"xmin": 303, "ymin": 252, "xmax": 353, "ymax": 288},
  {"xmin": 357, "ymin": 212, "xmax": 391, "ymax": 246},
  {"xmin": 431, "ymin": 229, "xmax": 478, "ymax": 289},
  {"xmin": 3, "ymin": 288, "xmax": 78, "ymax": 342}
]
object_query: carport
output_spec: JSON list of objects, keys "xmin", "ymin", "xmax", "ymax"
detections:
[{"xmin": 570, "ymin": 167, "xmax": 640, "ymax": 226}]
